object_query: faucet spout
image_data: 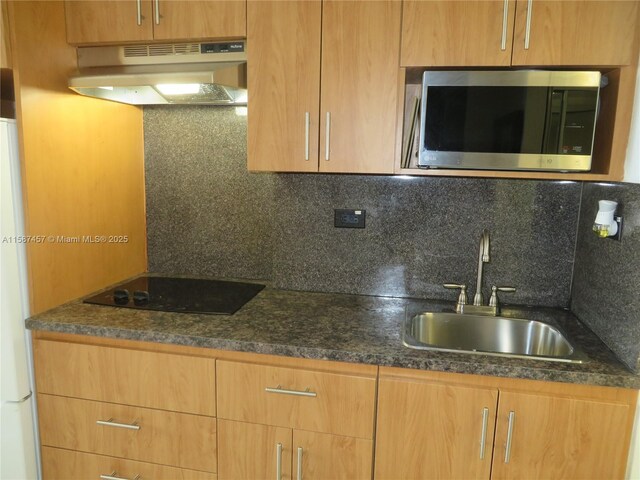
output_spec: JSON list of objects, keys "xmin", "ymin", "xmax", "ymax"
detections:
[{"xmin": 474, "ymin": 229, "xmax": 490, "ymax": 306}]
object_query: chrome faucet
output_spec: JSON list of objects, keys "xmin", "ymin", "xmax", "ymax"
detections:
[
  {"xmin": 443, "ymin": 229, "xmax": 516, "ymax": 316},
  {"xmin": 474, "ymin": 229, "xmax": 490, "ymax": 306}
]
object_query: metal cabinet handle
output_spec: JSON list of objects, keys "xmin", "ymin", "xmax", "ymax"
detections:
[
  {"xmin": 96, "ymin": 418, "xmax": 140, "ymax": 430},
  {"xmin": 500, "ymin": 0, "xmax": 509, "ymax": 51},
  {"xmin": 276, "ymin": 443, "xmax": 283, "ymax": 480},
  {"xmin": 524, "ymin": 0, "xmax": 533, "ymax": 49},
  {"xmin": 325, "ymin": 112, "xmax": 331, "ymax": 161},
  {"xmin": 297, "ymin": 447, "xmax": 303, "ymax": 480},
  {"xmin": 100, "ymin": 473, "xmax": 140, "ymax": 480},
  {"xmin": 479, "ymin": 407, "xmax": 489, "ymax": 459},
  {"xmin": 136, "ymin": 0, "xmax": 142, "ymax": 26},
  {"xmin": 265, "ymin": 385, "xmax": 317, "ymax": 397},
  {"xmin": 154, "ymin": 0, "xmax": 160, "ymax": 25},
  {"xmin": 504, "ymin": 411, "xmax": 515, "ymax": 463},
  {"xmin": 305, "ymin": 112, "xmax": 310, "ymax": 161}
]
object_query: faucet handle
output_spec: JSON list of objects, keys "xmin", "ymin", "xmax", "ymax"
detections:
[
  {"xmin": 489, "ymin": 286, "xmax": 516, "ymax": 307},
  {"xmin": 444, "ymin": 283, "xmax": 468, "ymax": 307}
]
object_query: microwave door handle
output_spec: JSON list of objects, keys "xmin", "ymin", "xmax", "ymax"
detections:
[{"xmin": 557, "ymin": 90, "xmax": 569, "ymax": 153}]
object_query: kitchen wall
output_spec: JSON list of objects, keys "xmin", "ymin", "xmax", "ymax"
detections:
[
  {"xmin": 145, "ymin": 106, "xmax": 581, "ymax": 308},
  {"xmin": 572, "ymin": 182, "xmax": 640, "ymax": 372}
]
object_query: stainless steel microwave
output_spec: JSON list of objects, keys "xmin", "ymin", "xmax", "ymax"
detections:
[{"xmin": 418, "ymin": 70, "xmax": 602, "ymax": 172}]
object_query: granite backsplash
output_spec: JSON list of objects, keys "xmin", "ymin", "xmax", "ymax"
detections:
[
  {"xmin": 572, "ymin": 182, "xmax": 640, "ymax": 372},
  {"xmin": 144, "ymin": 106, "xmax": 582, "ymax": 308}
]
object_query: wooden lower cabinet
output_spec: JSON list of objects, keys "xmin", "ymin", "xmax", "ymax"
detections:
[
  {"xmin": 375, "ymin": 368, "xmax": 638, "ymax": 480},
  {"xmin": 38, "ymin": 394, "xmax": 217, "ymax": 473},
  {"xmin": 218, "ymin": 420, "xmax": 373, "ymax": 480},
  {"xmin": 375, "ymin": 377, "xmax": 498, "ymax": 480},
  {"xmin": 42, "ymin": 447, "xmax": 217, "ymax": 480},
  {"xmin": 490, "ymin": 391, "xmax": 632, "ymax": 479}
]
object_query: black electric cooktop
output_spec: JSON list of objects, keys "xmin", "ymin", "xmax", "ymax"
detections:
[{"xmin": 84, "ymin": 276, "xmax": 265, "ymax": 315}]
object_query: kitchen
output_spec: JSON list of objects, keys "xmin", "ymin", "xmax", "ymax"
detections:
[{"xmin": 1, "ymin": 1, "xmax": 640, "ymax": 479}]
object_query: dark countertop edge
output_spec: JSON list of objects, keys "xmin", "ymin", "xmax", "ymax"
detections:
[{"xmin": 26, "ymin": 318, "xmax": 640, "ymax": 390}]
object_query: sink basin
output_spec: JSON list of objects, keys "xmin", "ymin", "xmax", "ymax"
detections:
[{"xmin": 403, "ymin": 312, "xmax": 587, "ymax": 363}]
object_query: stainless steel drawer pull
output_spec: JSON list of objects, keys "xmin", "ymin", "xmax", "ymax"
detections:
[
  {"xmin": 479, "ymin": 407, "xmax": 489, "ymax": 459},
  {"xmin": 265, "ymin": 385, "xmax": 317, "ymax": 397},
  {"xmin": 305, "ymin": 112, "xmax": 310, "ymax": 161},
  {"xmin": 136, "ymin": 0, "xmax": 142, "ymax": 26},
  {"xmin": 325, "ymin": 112, "xmax": 331, "ymax": 161},
  {"xmin": 100, "ymin": 473, "xmax": 140, "ymax": 480},
  {"xmin": 500, "ymin": 0, "xmax": 509, "ymax": 51},
  {"xmin": 154, "ymin": 0, "xmax": 160, "ymax": 25},
  {"xmin": 96, "ymin": 418, "xmax": 141, "ymax": 430},
  {"xmin": 504, "ymin": 411, "xmax": 515, "ymax": 463},
  {"xmin": 297, "ymin": 447, "xmax": 303, "ymax": 480},
  {"xmin": 524, "ymin": 0, "xmax": 533, "ymax": 49},
  {"xmin": 276, "ymin": 443, "xmax": 283, "ymax": 480}
]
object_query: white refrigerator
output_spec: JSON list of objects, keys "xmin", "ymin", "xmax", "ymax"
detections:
[{"xmin": 1, "ymin": 117, "xmax": 39, "ymax": 479}]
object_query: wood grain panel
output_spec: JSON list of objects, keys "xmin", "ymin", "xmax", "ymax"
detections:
[
  {"xmin": 512, "ymin": 0, "xmax": 639, "ymax": 66},
  {"xmin": 1, "ymin": 0, "xmax": 11, "ymax": 69},
  {"xmin": 217, "ymin": 360, "xmax": 377, "ymax": 439},
  {"xmin": 34, "ymin": 339, "xmax": 216, "ymax": 415},
  {"xmin": 218, "ymin": 420, "xmax": 292, "ymax": 480},
  {"xmin": 38, "ymin": 394, "xmax": 217, "ymax": 473},
  {"xmin": 319, "ymin": 0, "xmax": 400, "ymax": 173},
  {"xmin": 64, "ymin": 0, "xmax": 153, "ymax": 44},
  {"xmin": 153, "ymin": 0, "xmax": 245, "ymax": 41},
  {"xmin": 491, "ymin": 390, "xmax": 631, "ymax": 479},
  {"xmin": 42, "ymin": 446, "xmax": 216, "ymax": 480},
  {"xmin": 401, "ymin": 0, "xmax": 515, "ymax": 67},
  {"xmin": 247, "ymin": 0, "xmax": 321, "ymax": 172},
  {"xmin": 8, "ymin": 1, "xmax": 147, "ymax": 314},
  {"xmin": 375, "ymin": 376, "xmax": 497, "ymax": 480},
  {"xmin": 293, "ymin": 430, "xmax": 373, "ymax": 480}
]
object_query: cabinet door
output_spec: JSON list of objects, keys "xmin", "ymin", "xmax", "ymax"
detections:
[
  {"xmin": 319, "ymin": 0, "xmax": 401, "ymax": 174},
  {"xmin": 374, "ymin": 377, "xmax": 498, "ymax": 480},
  {"xmin": 64, "ymin": 1, "xmax": 154, "ymax": 44},
  {"xmin": 491, "ymin": 391, "xmax": 632, "ymax": 479},
  {"xmin": 293, "ymin": 430, "xmax": 372, "ymax": 480},
  {"xmin": 218, "ymin": 420, "xmax": 292, "ymax": 480},
  {"xmin": 512, "ymin": 0, "xmax": 639, "ymax": 66},
  {"xmin": 153, "ymin": 1, "xmax": 246, "ymax": 41},
  {"xmin": 401, "ymin": 0, "xmax": 516, "ymax": 67},
  {"xmin": 247, "ymin": 0, "xmax": 321, "ymax": 172}
]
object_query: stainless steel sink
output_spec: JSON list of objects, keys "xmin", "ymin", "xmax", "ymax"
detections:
[{"xmin": 403, "ymin": 312, "xmax": 587, "ymax": 363}]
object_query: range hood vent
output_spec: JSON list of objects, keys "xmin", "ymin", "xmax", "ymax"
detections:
[{"xmin": 69, "ymin": 41, "xmax": 247, "ymax": 106}]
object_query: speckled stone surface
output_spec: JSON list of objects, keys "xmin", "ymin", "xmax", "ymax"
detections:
[
  {"xmin": 26, "ymin": 277, "xmax": 640, "ymax": 389},
  {"xmin": 144, "ymin": 106, "xmax": 275, "ymax": 281},
  {"xmin": 572, "ymin": 182, "xmax": 640, "ymax": 372},
  {"xmin": 271, "ymin": 175, "xmax": 581, "ymax": 307},
  {"xmin": 144, "ymin": 107, "xmax": 582, "ymax": 308}
]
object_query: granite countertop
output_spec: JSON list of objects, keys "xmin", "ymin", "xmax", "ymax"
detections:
[{"xmin": 26, "ymin": 281, "xmax": 640, "ymax": 389}]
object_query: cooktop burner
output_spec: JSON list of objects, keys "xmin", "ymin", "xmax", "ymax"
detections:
[{"xmin": 83, "ymin": 276, "xmax": 265, "ymax": 315}]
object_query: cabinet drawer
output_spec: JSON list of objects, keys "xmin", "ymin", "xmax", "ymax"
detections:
[
  {"xmin": 34, "ymin": 339, "xmax": 216, "ymax": 415},
  {"xmin": 42, "ymin": 446, "xmax": 216, "ymax": 480},
  {"xmin": 38, "ymin": 394, "xmax": 217, "ymax": 473},
  {"xmin": 217, "ymin": 360, "xmax": 376, "ymax": 439}
]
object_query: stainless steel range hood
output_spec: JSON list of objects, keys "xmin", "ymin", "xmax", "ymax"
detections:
[{"xmin": 69, "ymin": 41, "xmax": 247, "ymax": 105}]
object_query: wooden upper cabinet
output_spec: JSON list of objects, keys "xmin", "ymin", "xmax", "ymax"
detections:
[
  {"xmin": 65, "ymin": 0, "xmax": 154, "ymax": 44},
  {"xmin": 491, "ymin": 390, "xmax": 632, "ymax": 479},
  {"xmin": 152, "ymin": 1, "xmax": 245, "ymax": 41},
  {"xmin": 401, "ymin": 0, "xmax": 516, "ymax": 67},
  {"xmin": 247, "ymin": 0, "xmax": 321, "ymax": 172},
  {"xmin": 512, "ymin": 0, "xmax": 639, "ymax": 66},
  {"xmin": 375, "ymin": 376, "xmax": 498, "ymax": 480},
  {"xmin": 319, "ymin": 0, "xmax": 401, "ymax": 173},
  {"xmin": 64, "ymin": 0, "xmax": 245, "ymax": 45}
]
